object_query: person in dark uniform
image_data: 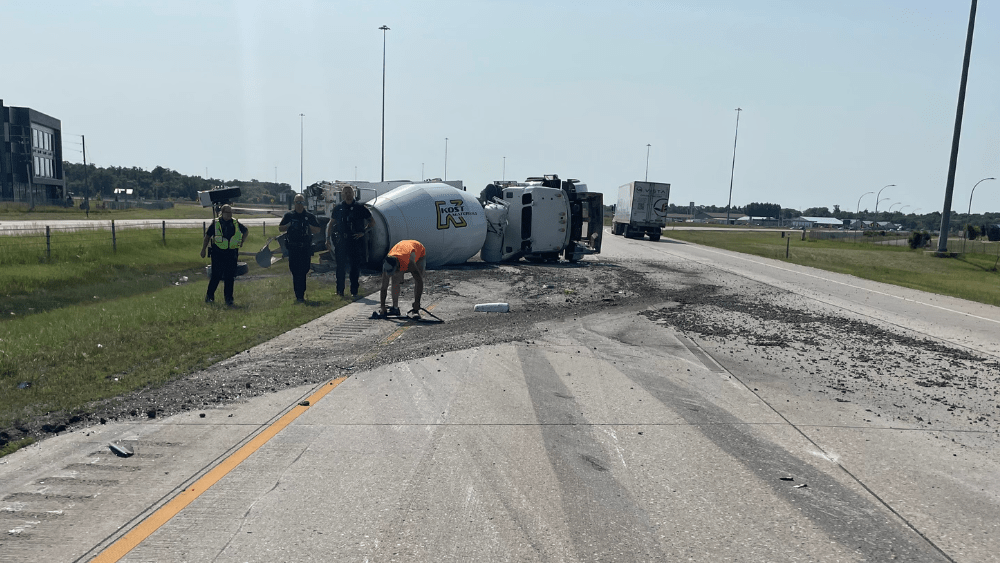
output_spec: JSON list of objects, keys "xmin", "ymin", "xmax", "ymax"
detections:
[
  {"xmin": 279, "ymin": 194, "xmax": 321, "ymax": 302},
  {"xmin": 201, "ymin": 204, "xmax": 248, "ymax": 306},
  {"xmin": 327, "ymin": 185, "xmax": 373, "ymax": 298}
]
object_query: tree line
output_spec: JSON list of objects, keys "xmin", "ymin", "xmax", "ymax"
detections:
[{"xmin": 62, "ymin": 162, "xmax": 293, "ymax": 205}]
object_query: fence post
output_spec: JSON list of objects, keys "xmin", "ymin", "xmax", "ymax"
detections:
[
  {"xmin": 112, "ymin": 220, "xmax": 117, "ymax": 253},
  {"xmin": 263, "ymin": 220, "xmax": 266, "ymax": 236},
  {"xmin": 786, "ymin": 236, "xmax": 790, "ymax": 259},
  {"xmin": 46, "ymin": 225, "xmax": 51, "ymax": 260},
  {"xmin": 162, "ymin": 220, "xmax": 166, "ymax": 244}
]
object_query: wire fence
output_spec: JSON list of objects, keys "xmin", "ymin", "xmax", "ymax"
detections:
[
  {"xmin": 0, "ymin": 220, "xmax": 275, "ymax": 265},
  {"xmin": 806, "ymin": 228, "xmax": 999, "ymax": 254}
]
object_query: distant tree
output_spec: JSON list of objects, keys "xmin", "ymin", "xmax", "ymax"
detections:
[
  {"xmin": 833, "ymin": 204, "xmax": 841, "ymax": 215},
  {"xmin": 966, "ymin": 224, "xmax": 979, "ymax": 241},
  {"xmin": 908, "ymin": 231, "xmax": 931, "ymax": 249},
  {"xmin": 802, "ymin": 207, "xmax": 831, "ymax": 217}
]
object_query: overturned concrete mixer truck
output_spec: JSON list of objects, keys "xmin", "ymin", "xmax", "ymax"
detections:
[{"xmin": 256, "ymin": 174, "xmax": 603, "ymax": 269}]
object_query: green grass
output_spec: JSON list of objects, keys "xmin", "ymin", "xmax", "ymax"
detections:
[
  {"xmin": 662, "ymin": 230, "xmax": 1000, "ymax": 307},
  {"xmin": 0, "ymin": 228, "xmax": 351, "ymax": 442},
  {"xmin": 0, "ymin": 201, "xmax": 282, "ymax": 220}
]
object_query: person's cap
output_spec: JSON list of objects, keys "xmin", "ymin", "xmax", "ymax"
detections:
[{"xmin": 382, "ymin": 256, "xmax": 399, "ymax": 273}]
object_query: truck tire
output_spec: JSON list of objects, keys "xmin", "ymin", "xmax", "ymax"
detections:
[{"xmin": 649, "ymin": 232, "xmax": 661, "ymax": 242}]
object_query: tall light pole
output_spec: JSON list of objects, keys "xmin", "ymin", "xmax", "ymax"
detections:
[
  {"xmin": 856, "ymin": 191, "xmax": 873, "ymax": 230},
  {"xmin": 421, "ymin": 163, "xmax": 424, "ymax": 181},
  {"xmin": 875, "ymin": 198, "xmax": 891, "ymax": 221},
  {"xmin": 967, "ymin": 177, "xmax": 995, "ymax": 217},
  {"xmin": 379, "ymin": 25, "xmax": 390, "ymax": 182},
  {"xmin": 964, "ymin": 177, "xmax": 995, "ymax": 252},
  {"xmin": 645, "ymin": 144, "xmax": 651, "ymax": 182},
  {"xmin": 502, "ymin": 156, "xmax": 506, "ymax": 182},
  {"xmin": 888, "ymin": 202, "xmax": 902, "ymax": 214},
  {"xmin": 299, "ymin": 113, "xmax": 305, "ymax": 193},
  {"xmin": 938, "ymin": 0, "xmax": 979, "ymax": 254},
  {"xmin": 444, "ymin": 137, "xmax": 448, "ymax": 181},
  {"xmin": 726, "ymin": 108, "xmax": 742, "ymax": 225},
  {"xmin": 874, "ymin": 184, "xmax": 894, "ymax": 218}
]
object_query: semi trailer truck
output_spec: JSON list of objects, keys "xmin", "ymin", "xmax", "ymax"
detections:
[{"xmin": 612, "ymin": 181, "xmax": 670, "ymax": 241}]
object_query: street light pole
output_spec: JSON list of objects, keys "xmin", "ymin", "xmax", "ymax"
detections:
[
  {"xmin": 444, "ymin": 137, "xmax": 448, "ymax": 181},
  {"xmin": 874, "ymin": 184, "xmax": 894, "ymax": 218},
  {"xmin": 726, "ymin": 108, "xmax": 742, "ymax": 226},
  {"xmin": 938, "ymin": 0, "xmax": 979, "ymax": 254},
  {"xmin": 502, "ymin": 156, "xmax": 506, "ymax": 182},
  {"xmin": 299, "ymin": 113, "xmax": 305, "ymax": 193},
  {"xmin": 379, "ymin": 25, "xmax": 390, "ymax": 182},
  {"xmin": 964, "ymin": 176, "xmax": 995, "ymax": 252},
  {"xmin": 856, "ymin": 191, "xmax": 873, "ymax": 230},
  {"xmin": 875, "ymin": 198, "xmax": 891, "ymax": 220},
  {"xmin": 645, "ymin": 144, "xmax": 651, "ymax": 182}
]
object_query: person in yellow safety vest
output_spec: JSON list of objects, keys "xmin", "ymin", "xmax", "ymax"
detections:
[
  {"xmin": 201, "ymin": 204, "xmax": 249, "ymax": 306},
  {"xmin": 380, "ymin": 239, "xmax": 427, "ymax": 318}
]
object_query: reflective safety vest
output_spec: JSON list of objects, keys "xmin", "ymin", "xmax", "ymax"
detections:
[{"xmin": 213, "ymin": 218, "xmax": 243, "ymax": 249}]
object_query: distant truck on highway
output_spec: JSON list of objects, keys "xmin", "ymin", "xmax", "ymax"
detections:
[{"xmin": 611, "ymin": 181, "xmax": 670, "ymax": 241}]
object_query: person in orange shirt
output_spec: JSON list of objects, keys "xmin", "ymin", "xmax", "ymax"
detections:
[{"xmin": 380, "ymin": 240, "xmax": 426, "ymax": 318}]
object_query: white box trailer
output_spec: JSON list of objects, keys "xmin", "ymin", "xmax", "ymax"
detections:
[{"xmin": 612, "ymin": 181, "xmax": 670, "ymax": 241}]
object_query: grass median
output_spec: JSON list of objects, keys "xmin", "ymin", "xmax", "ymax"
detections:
[
  {"xmin": 0, "ymin": 201, "xmax": 283, "ymax": 221},
  {"xmin": 660, "ymin": 229, "xmax": 1000, "ymax": 307},
  {"xmin": 1, "ymin": 227, "xmax": 350, "ymax": 446}
]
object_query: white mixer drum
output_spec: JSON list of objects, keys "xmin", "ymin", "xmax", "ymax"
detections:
[{"xmin": 369, "ymin": 183, "xmax": 487, "ymax": 268}]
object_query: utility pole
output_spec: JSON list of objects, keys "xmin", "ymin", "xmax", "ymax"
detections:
[
  {"xmin": 645, "ymin": 144, "xmax": 651, "ymax": 182},
  {"xmin": 444, "ymin": 137, "xmax": 448, "ymax": 181},
  {"xmin": 82, "ymin": 134, "xmax": 90, "ymax": 200},
  {"xmin": 380, "ymin": 25, "xmax": 390, "ymax": 182},
  {"xmin": 299, "ymin": 113, "xmax": 305, "ymax": 193},
  {"xmin": 937, "ymin": 0, "xmax": 978, "ymax": 255},
  {"xmin": 726, "ymin": 108, "xmax": 742, "ymax": 226}
]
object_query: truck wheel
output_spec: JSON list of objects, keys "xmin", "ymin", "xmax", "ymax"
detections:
[{"xmin": 649, "ymin": 232, "xmax": 661, "ymax": 242}]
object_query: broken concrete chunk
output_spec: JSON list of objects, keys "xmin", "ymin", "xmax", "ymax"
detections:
[{"xmin": 109, "ymin": 442, "xmax": 134, "ymax": 458}]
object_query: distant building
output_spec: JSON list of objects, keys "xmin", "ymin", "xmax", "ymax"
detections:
[
  {"xmin": 1, "ymin": 99, "xmax": 66, "ymax": 205},
  {"xmin": 735, "ymin": 215, "xmax": 781, "ymax": 227},
  {"xmin": 789, "ymin": 216, "xmax": 844, "ymax": 228}
]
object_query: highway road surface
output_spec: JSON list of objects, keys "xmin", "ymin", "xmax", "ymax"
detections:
[{"xmin": 1, "ymin": 228, "xmax": 997, "ymax": 562}]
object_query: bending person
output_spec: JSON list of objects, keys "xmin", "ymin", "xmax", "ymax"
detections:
[{"xmin": 380, "ymin": 239, "xmax": 426, "ymax": 318}]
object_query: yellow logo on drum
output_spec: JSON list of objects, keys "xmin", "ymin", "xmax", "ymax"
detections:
[{"xmin": 435, "ymin": 199, "xmax": 469, "ymax": 230}]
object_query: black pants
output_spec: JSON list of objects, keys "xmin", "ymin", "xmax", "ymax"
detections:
[
  {"xmin": 288, "ymin": 249, "xmax": 312, "ymax": 300},
  {"xmin": 207, "ymin": 250, "xmax": 237, "ymax": 303},
  {"xmin": 335, "ymin": 238, "xmax": 365, "ymax": 295}
]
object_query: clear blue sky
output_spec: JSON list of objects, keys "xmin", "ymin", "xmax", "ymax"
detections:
[{"xmin": 6, "ymin": 1, "xmax": 999, "ymax": 214}]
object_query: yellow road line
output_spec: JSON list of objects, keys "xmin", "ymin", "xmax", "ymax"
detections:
[
  {"xmin": 94, "ymin": 302, "xmax": 440, "ymax": 561},
  {"xmin": 91, "ymin": 376, "xmax": 348, "ymax": 563}
]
